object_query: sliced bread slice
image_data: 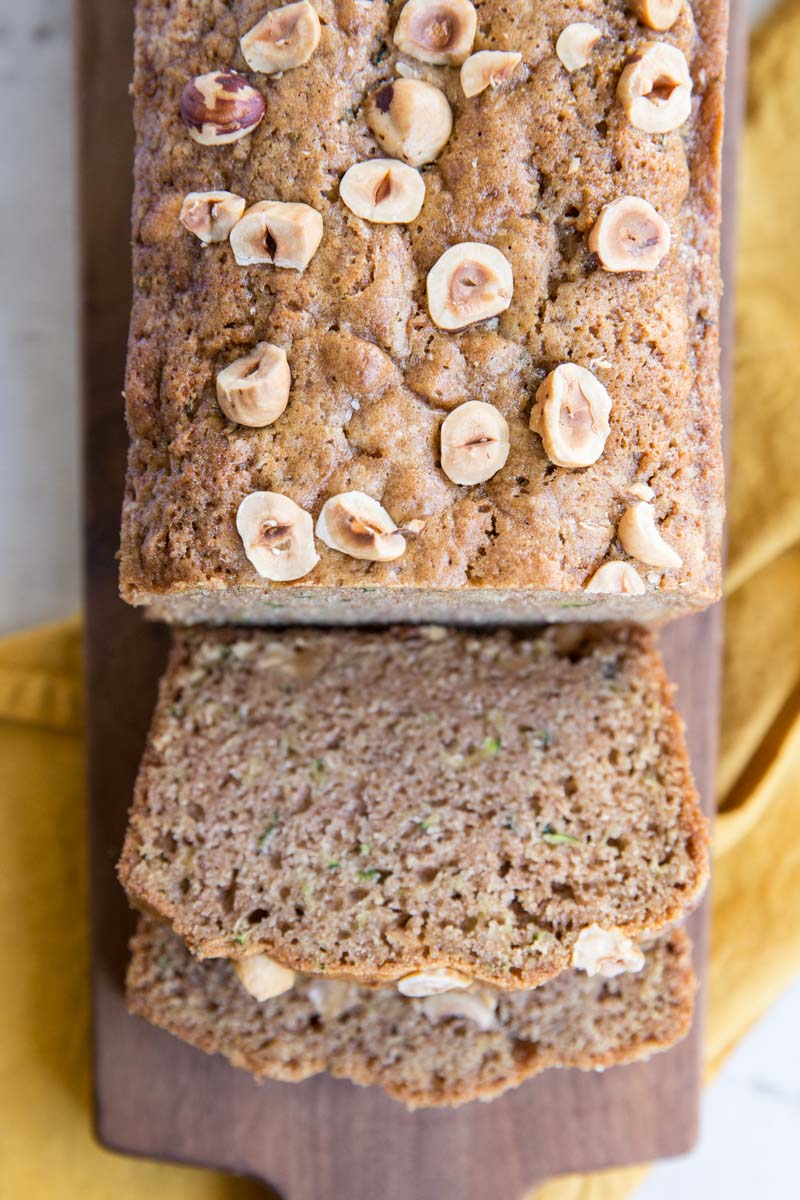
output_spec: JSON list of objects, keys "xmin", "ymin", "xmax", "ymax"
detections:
[
  {"xmin": 127, "ymin": 918, "xmax": 696, "ymax": 1109},
  {"xmin": 118, "ymin": 626, "xmax": 708, "ymax": 989}
]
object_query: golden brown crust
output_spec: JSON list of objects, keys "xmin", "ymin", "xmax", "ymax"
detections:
[
  {"xmin": 120, "ymin": 0, "xmax": 726, "ymax": 625},
  {"xmin": 126, "ymin": 919, "xmax": 696, "ymax": 1108}
]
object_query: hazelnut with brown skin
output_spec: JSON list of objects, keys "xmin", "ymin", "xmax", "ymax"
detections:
[
  {"xmin": 179, "ymin": 191, "xmax": 246, "ymax": 243},
  {"xmin": 427, "ymin": 243, "xmax": 514, "ymax": 331},
  {"xmin": 180, "ymin": 71, "xmax": 266, "ymax": 145},
  {"xmin": 339, "ymin": 159, "xmax": 425, "ymax": 223},
  {"xmin": 236, "ymin": 492, "xmax": 319, "ymax": 581},
  {"xmin": 364, "ymin": 78, "xmax": 453, "ymax": 166},
  {"xmin": 589, "ymin": 196, "xmax": 671, "ymax": 272},
  {"xmin": 240, "ymin": 1, "xmax": 321, "ymax": 74},
  {"xmin": 617, "ymin": 41, "xmax": 692, "ymax": 133},
  {"xmin": 393, "ymin": 0, "xmax": 478, "ymax": 66},
  {"xmin": 229, "ymin": 201, "xmax": 323, "ymax": 270}
]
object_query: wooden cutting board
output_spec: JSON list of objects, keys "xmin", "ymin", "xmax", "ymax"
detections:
[{"xmin": 80, "ymin": 3, "xmax": 746, "ymax": 1195}]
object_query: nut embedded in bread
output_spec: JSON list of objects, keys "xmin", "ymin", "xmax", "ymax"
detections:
[
  {"xmin": 460, "ymin": 50, "xmax": 522, "ymax": 98},
  {"xmin": 240, "ymin": 1, "xmax": 321, "ymax": 75},
  {"xmin": 216, "ymin": 342, "xmax": 291, "ymax": 427},
  {"xmin": 393, "ymin": 0, "xmax": 477, "ymax": 66},
  {"xmin": 229, "ymin": 201, "xmax": 323, "ymax": 270},
  {"xmin": 556, "ymin": 24, "xmax": 601, "ymax": 73},
  {"xmin": 179, "ymin": 71, "xmax": 265, "ymax": 145},
  {"xmin": 427, "ymin": 243, "xmax": 513, "ymax": 330},
  {"xmin": 315, "ymin": 492, "xmax": 419, "ymax": 562},
  {"xmin": 629, "ymin": 0, "xmax": 684, "ymax": 32},
  {"xmin": 179, "ymin": 191, "xmax": 246, "ymax": 243},
  {"xmin": 617, "ymin": 42, "xmax": 692, "ymax": 134},
  {"xmin": 584, "ymin": 561, "xmax": 647, "ymax": 595},
  {"xmin": 589, "ymin": 196, "xmax": 671, "ymax": 273},
  {"xmin": 339, "ymin": 159, "xmax": 425, "ymax": 224},
  {"xmin": 235, "ymin": 492, "xmax": 319, "ymax": 581},
  {"xmin": 364, "ymin": 78, "xmax": 453, "ymax": 166},
  {"xmin": 618, "ymin": 501, "xmax": 683, "ymax": 569},
  {"xmin": 529, "ymin": 364, "xmax": 612, "ymax": 469},
  {"xmin": 440, "ymin": 400, "xmax": 510, "ymax": 485}
]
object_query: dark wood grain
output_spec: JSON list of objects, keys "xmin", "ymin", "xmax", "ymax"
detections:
[{"xmin": 80, "ymin": 2, "xmax": 746, "ymax": 1194}]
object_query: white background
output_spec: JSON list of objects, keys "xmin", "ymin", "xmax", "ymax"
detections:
[{"xmin": 1, "ymin": 0, "xmax": 797, "ymax": 1194}]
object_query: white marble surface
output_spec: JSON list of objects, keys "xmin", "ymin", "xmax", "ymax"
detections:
[{"xmin": 1, "ymin": 0, "xmax": 797, "ymax": 1194}]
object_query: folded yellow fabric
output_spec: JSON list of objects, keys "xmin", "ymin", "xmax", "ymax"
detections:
[{"xmin": 2, "ymin": 5, "xmax": 799, "ymax": 1196}]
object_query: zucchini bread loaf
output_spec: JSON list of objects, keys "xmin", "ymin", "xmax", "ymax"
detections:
[
  {"xmin": 118, "ymin": 625, "xmax": 708, "ymax": 988},
  {"xmin": 120, "ymin": 0, "xmax": 725, "ymax": 626},
  {"xmin": 128, "ymin": 918, "xmax": 696, "ymax": 1108}
]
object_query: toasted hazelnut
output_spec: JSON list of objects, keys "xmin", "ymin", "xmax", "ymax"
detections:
[
  {"xmin": 629, "ymin": 0, "xmax": 683, "ymax": 32},
  {"xmin": 396, "ymin": 967, "xmax": 472, "ymax": 997},
  {"xmin": 572, "ymin": 925, "xmax": 645, "ymax": 978},
  {"xmin": 241, "ymin": 1, "xmax": 321, "ymax": 74},
  {"xmin": 229, "ymin": 201, "xmax": 323, "ymax": 270},
  {"xmin": 235, "ymin": 954, "xmax": 297, "ymax": 1001},
  {"xmin": 440, "ymin": 401, "xmax": 509, "ymax": 485},
  {"xmin": 618, "ymin": 501, "xmax": 682, "ymax": 569},
  {"xmin": 530, "ymin": 364, "xmax": 611, "ymax": 469},
  {"xmin": 307, "ymin": 979, "xmax": 361, "ymax": 1020},
  {"xmin": 393, "ymin": 0, "xmax": 477, "ymax": 66},
  {"xmin": 584, "ymin": 562, "xmax": 647, "ymax": 595},
  {"xmin": 556, "ymin": 23, "xmax": 601, "ymax": 72},
  {"xmin": 179, "ymin": 191, "xmax": 246, "ymax": 244},
  {"xmin": 339, "ymin": 159, "xmax": 425, "ymax": 224},
  {"xmin": 316, "ymin": 491, "xmax": 420, "ymax": 562},
  {"xmin": 589, "ymin": 196, "xmax": 671, "ymax": 272},
  {"xmin": 617, "ymin": 41, "xmax": 692, "ymax": 133},
  {"xmin": 427, "ymin": 243, "xmax": 513, "ymax": 331},
  {"xmin": 216, "ymin": 342, "xmax": 291, "ymax": 427},
  {"xmin": 365, "ymin": 79, "xmax": 453, "ymax": 166},
  {"xmin": 180, "ymin": 71, "xmax": 266, "ymax": 145},
  {"xmin": 236, "ymin": 491, "xmax": 319, "ymax": 581},
  {"xmin": 420, "ymin": 990, "xmax": 498, "ymax": 1030},
  {"xmin": 460, "ymin": 50, "xmax": 522, "ymax": 97}
]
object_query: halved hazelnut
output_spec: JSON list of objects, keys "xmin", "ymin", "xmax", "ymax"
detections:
[
  {"xmin": 240, "ymin": 1, "xmax": 321, "ymax": 74},
  {"xmin": 235, "ymin": 954, "xmax": 297, "ymax": 1001},
  {"xmin": 236, "ymin": 491, "xmax": 319, "ymax": 581},
  {"xmin": 440, "ymin": 400, "xmax": 509, "ymax": 485},
  {"xmin": 572, "ymin": 925, "xmax": 645, "ymax": 978},
  {"xmin": 229, "ymin": 201, "xmax": 323, "ymax": 270},
  {"xmin": 629, "ymin": 0, "xmax": 683, "ymax": 32},
  {"xmin": 179, "ymin": 191, "xmax": 246, "ymax": 244},
  {"xmin": 315, "ymin": 491, "xmax": 421, "ymax": 562},
  {"xmin": 420, "ymin": 990, "xmax": 498, "ymax": 1030},
  {"xmin": 180, "ymin": 71, "xmax": 266, "ymax": 145},
  {"xmin": 393, "ymin": 0, "xmax": 477, "ymax": 66},
  {"xmin": 396, "ymin": 967, "xmax": 472, "ymax": 997},
  {"xmin": 427, "ymin": 243, "xmax": 513, "ymax": 331},
  {"xmin": 617, "ymin": 41, "xmax": 692, "ymax": 133},
  {"xmin": 618, "ymin": 501, "xmax": 682, "ymax": 569},
  {"xmin": 460, "ymin": 50, "xmax": 522, "ymax": 97},
  {"xmin": 556, "ymin": 23, "xmax": 601, "ymax": 72},
  {"xmin": 365, "ymin": 79, "xmax": 453, "ymax": 166},
  {"xmin": 530, "ymin": 364, "xmax": 612, "ymax": 469},
  {"xmin": 339, "ymin": 158, "xmax": 425, "ymax": 224},
  {"xmin": 217, "ymin": 342, "xmax": 291, "ymax": 427},
  {"xmin": 589, "ymin": 196, "xmax": 671, "ymax": 272},
  {"xmin": 307, "ymin": 979, "xmax": 361, "ymax": 1021},
  {"xmin": 584, "ymin": 562, "xmax": 647, "ymax": 595}
]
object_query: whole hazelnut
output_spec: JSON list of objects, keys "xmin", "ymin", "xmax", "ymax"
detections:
[
  {"xmin": 339, "ymin": 158, "xmax": 425, "ymax": 223},
  {"xmin": 216, "ymin": 342, "xmax": 291, "ymax": 427},
  {"xmin": 229, "ymin": 201, "xmax": 323, "ymax": 270},
  {"xmin": 180, "ymin": 71, "xmax": 266, "ymax": 145},
  {"xmin": 440, "ymin": 400, "xmax": 510, "ymax": 485},
  {"xmin": 364, "ymin": 78, "xmax": 453, "ymax": 166},
  {"xmin": 241, "ymin": 1, "xmax": 321, "ymax": 74},
  {"xmin": 179, "ymin": 191, "xmax": 246, "ymax": 244},
  {"xmin": 617, "ymin": 41, "xmax": 692, "ymax": 133},
  {"xmin": 589, "ymin": 196, "xmax": 671, "ymax": 272},
  {"xmin": 393, "ymin": 0, "xmax": 477, "ymax": 66},
  {"xmin": 529, "ymin": 364, "xmax": 612, "ymax": 469},
  {"xmin": 427, "ymin": 242, "xmax": 513, "ymax": 331}
]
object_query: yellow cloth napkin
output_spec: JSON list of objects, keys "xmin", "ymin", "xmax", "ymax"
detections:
[{"xmin": 2, "ymin": 4, "xmax": 800, "ymax": 1195}]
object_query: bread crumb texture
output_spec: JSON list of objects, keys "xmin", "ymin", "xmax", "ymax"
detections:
[
  {"xmin": 127, "ymin": 918, "xmax": 696, "ymax": 1108},
  {"xmin": 120, "ymin": 0, "xmax": 725, "ymax": 625},
  {"xmin": 118, "ymin": 625, "xmax": 709, "ymax": 986}
]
